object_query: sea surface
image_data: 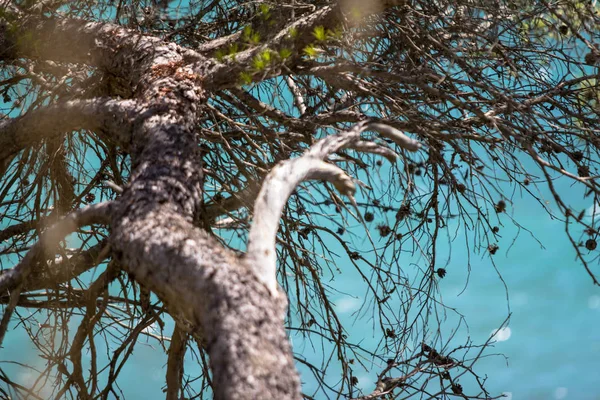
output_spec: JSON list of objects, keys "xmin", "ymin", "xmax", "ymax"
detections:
[
  {"xmin": 2, "ymin": 159, "xmax": 600, "ymax": 400},
  {"xmin": 1, "ymin": 63, "xmax": 598, "ymax": 400}
]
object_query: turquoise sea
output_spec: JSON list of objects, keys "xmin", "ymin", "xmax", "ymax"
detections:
[
  {"xmin": 5, "ymin": 161, "xmax": 598, "ymax": 400},
  {"xmin": 1, "ymin": 6, "xmax": 599, "ymax": 399},
  {"xmin": 289, "ymin": 164, "xmax": 600, "ymax": 398}
]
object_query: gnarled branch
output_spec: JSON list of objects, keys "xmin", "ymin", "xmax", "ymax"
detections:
[
  {"xmin": 245, "ymin": 121, "xmax": 422, "ymax": 296},
  {"xmin": 0, "ymin": 98, "xmax": 141, "ymax": 164},
  {"xmin": 0, "ymin": 201, "xmax": 114, "ymax": 347}
]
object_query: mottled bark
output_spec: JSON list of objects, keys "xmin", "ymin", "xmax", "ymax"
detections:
[
  {"xmin": 90, "ymin": 21, "xmax": 302, "ymax": 398},
  {"xmin": 0, "ymin": 2, "xmax": 406, "ymax": 398},
  {"xmin": 0, "ymin": 98, "xmax": 140, "ymax": 162}
]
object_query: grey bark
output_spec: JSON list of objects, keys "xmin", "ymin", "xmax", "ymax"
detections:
[
  {"xmin": 0, "ymin": 9, "xmax": 302, "ymax": 399},
  {"xmin": 0, "ymin": 2, "xmax": 402, "ymax": 398}
]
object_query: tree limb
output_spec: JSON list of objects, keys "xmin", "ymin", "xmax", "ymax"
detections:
[
  {"xmin": 0, "ymin": 98, "xmax": 141, "ymax": 164},
  {"xmin": 286, "ymin": 76, "xmax": 307, "ymax": 115},
  {"xmin": 0, "ymin": 201, "xmax": 114, "ymax": 347},
  {"xmin": 166, "ymin": 324, "xmax": 188, "ymax": 400},
  {"xmin": 0, "ymin": 201, "xmax": 114, "ymax": 293},
  {"xmin": 203, "ymin": 5, "xmax": 339, "ymax": 89},
  {"xmin": 245, "ymin": 120, "xmax": 422, "ymax": 296},
  {"xmin": 0, "ymin": 12, "xmax": 156, "ymax": 66},
  {"xmin": 350, "ymin": 364, "xmax": 425, "ymax": 400},
  {"xmin": 24, "ymin": 241, "xmax": 110, "ymax": 292}
]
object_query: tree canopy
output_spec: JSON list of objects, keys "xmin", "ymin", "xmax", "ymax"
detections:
[{"xmin": 0, "ymin": 0, "xmax": 599, "ymax": 399}]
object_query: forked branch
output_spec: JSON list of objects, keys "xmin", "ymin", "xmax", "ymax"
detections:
[
  {"xmin": 0, "ymin": 98, "xmax": 141, "ymax": 164},
  {"xmin": 0, "ymin": 201, "xmax": 114, "ymax": 347},
  {"xmin": 245, "ymin": 120, "xmax": 422, "ymax": 296}
]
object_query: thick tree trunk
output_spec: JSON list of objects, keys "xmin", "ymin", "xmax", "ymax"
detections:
[
  {"xmin": 0, "ymin": 10, "xmax": 302, "ymax": 397},
  {"xmin": 112, "ymin": 204, "xmax": 301, "ymax": 399},
  {"xmin": 0, "ymin": 4, "xmax": 410, "ymax": 397},
  {"xmin": 104, "ymin": 50, "xmax": 301, "ymax": 399}
]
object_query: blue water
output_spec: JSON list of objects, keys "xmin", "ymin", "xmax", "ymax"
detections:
[
  {"xmin": 1, "ymin": 8, "xmax": 599, "ymax": 397},
  {"xmin": 2, "ymin": 153, "xmax": 599, "ymax": 400},
  {"xmin": 110, "ymin": 169, "xmax": 598, "ymax": 399},
  {"xmin": 323, "ymin": 171, "xmax": 600, "ymax": 399}
]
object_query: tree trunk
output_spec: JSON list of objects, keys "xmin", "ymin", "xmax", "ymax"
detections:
[
  {"xmin": 104, "ymin": 47, "xmax": 301, "ymax": 400},
  {"xmin": 0, "ymin": 4, "xmax": 409, "ymax": 398}
]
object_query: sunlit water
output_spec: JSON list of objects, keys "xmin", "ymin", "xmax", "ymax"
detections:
[{"xmin": 3, "ymin": 177, "xmax": 600, "ymax": 400}]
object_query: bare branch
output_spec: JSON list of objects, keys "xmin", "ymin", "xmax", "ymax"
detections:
[
  {"xmin": 166, "ymin": 324, "xmax": 188, "ymax": 400},
  {"xmin": 0, "ymin": 201, "xmax": 114, "ymax": 293},
  {"xmin": 286, "ymin": 76, "xmax": 307, "ymax": 115},
  {"xmin": 69, "ymin": 262, "xmax": 119, "ymax": 398},
  {"xmin": 0, "ymin": 98, "xmax": 141, "ymax": 163},
  {"xmin": 203, "ymin": 182, "xmax": 260, "ymax": 224},
  {"xmin": 245, "ymin": 121, "xmax": 421, "ymax": 296},
  {"xmin": 350, "ymin": 366, "xmax": 424, "ymax": 400},
  {"xmin": 25, "ymin": 241, "xmax": 110, "ymax": 292},
  {"xmin": 104, "ymin": 180, "xmax": 124, "ymax": 194},
  {"xmin": 0, "ymin": 201, "xmax": 114, "ymax": 347}
]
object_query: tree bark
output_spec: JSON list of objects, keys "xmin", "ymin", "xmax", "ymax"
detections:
[
  {"xmin": 98, "ymin": 23, "xmax": 302, "ymax": 400},
  {"xmin": 1, "ymin": 9, "xmax": 303, "ymax": 399},
  {"xmin": 0, "ymin": 3, "xmax": 409, "ymax": 397}
]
